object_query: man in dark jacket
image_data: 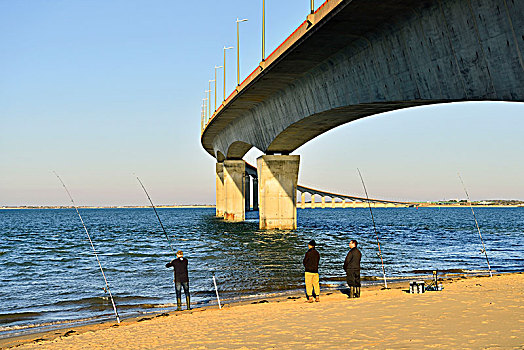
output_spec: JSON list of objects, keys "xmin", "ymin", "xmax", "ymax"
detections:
[
  {"xmin": 303, "ymin": 239, "xmax": 320, "ymax": 303},
  {"xmin": 343, "ymin": 239, "xmax": 362, "ymax": 298},
  {"xmin": 166, "ymin": 250, "xmax": 190, "ymax": 311}
]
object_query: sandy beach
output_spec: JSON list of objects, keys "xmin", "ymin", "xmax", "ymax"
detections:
[{"xmin": 2, "ymin": 273, "xmax": 522, "ymax": 349}]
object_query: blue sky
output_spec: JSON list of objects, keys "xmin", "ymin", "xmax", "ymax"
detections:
[{"xmin": 1, "ymin": 1, "xmax": 523, "ymax": 206}]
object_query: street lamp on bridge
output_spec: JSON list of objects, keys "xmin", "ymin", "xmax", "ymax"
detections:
[
  {"xmin": 203, "ymin": 95, "xmax": 209, "ymax": 125},
  {"xmin": 262, "ymin": 0, "xmax": 265, "ymax": 61},
  {"xmin": 311, "ymin": 0, "xmax": 314, "ymax": 13},
  {"xmin": 236, "ymin": 18, "xmax": 248, "ymax": 86},
  {"xmin": 223, "ymin": 46, "xmax": 233, "ymax": 101},
  {"xmin": 204, "ymin": 90, "xmax": 210, "ymax": 124},
  {"xmin": 208, "ymin": 80, "xmax": 215, "ymax": 119},
  {"xmin": 214, "ymin": 65, "xmax": 223, "ymax": 111},
  {"xmin": 201, "ymin": 101, "xmax": 205, "ymax": 130}
]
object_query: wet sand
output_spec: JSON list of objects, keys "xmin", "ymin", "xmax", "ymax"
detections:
[{"xmin": 2, "ymin": 273, "xmax": 523, "ymax": 349}]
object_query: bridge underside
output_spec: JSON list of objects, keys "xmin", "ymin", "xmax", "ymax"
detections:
[
  {"xmin": 204, "ymin": 0, "xmax": 523, "ymax": 229},
  {"xmin": 205, "ymin": 0, "xmax": 523, "ymax": 160},
  {"xmin": 265, "ymin": 100, "xmax": 447, "ymax": 154}
]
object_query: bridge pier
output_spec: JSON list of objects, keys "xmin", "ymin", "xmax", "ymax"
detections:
[
  {"xmin": 252, "ymin": 177, "xmax": 259, "ymax": 211},
  {"xmin": 244, "ymin": 174, "xmax": 251, "ymax": 213},
  {"xmin": 223, "ymin": 160, "xmax": 246, "ymax": 222},
  {"xmin": 257, "ymin": 155, "xmax": 300, "ymax": 230},
  {"xmin": 215, "ymin": 163, "xmax": 225, "ymax": 217}
]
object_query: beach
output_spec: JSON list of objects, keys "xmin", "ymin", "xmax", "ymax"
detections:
[{"xmin": 3, "ymin": 272, "xmax": 523, "ymax": 349}]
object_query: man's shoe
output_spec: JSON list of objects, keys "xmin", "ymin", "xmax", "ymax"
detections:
[
  {"xmin": 315, "ymin": 296, "xmax": 320, "ymax": 302},
  {"xmin": 307, "ymin": 297, "xmax": 314, "ymax": 303},
  {"xmin": 186, "ymin": 296, "xmax": 191, "ymax": 310}
]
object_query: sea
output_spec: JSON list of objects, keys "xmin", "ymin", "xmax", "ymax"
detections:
[{"xmin": 1, "ymin": 207, "xmax": 523, "ymax": 338}]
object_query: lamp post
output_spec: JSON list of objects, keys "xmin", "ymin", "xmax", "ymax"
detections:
[
  {"xmin": 311, "ymin": 0, "xmax": 314, "ymax": 13},
  {"xmin": 204, "ymin": 93, "xmax": 209, "ymax": 123},
  {"xmin": 236, "ymin": 18, "xmax": 248, "ymax": 85},
  {"xmin": 223, "ymin": 46, "xmax": 233, "ymax": 101},
  {"xmin": 262, "ymin": 0, "xmax": 265, "ymax": 61},
  {"xmin": 214, "ymin": 66, "xmax": 223, "ymax": 111},
  {"xmin": 208, "ymin": 80, "xmax": 214, "ymax": 118},
  {"xmin": 201, "ymin": 102, "xmax": 205, "ymax": 130}
]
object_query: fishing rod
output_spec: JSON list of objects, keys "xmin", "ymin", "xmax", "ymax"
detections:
[
  {"xmin": 135, "ymin": 175, "xmax": 175, "ymax": 254},
  {"xmin": 53, "ymin": 172, "xmax": 121, "ymax": 323},
  {"xmin": 457, "ymin": 173, "xmax": 493, "ymax": 277},
  {"xmin": 212, "ymin": 272, "xmax": 222, "ymax": 310},
  {"xmin": 357, "ymin": 168, "xmax": 388, "ymax": 289}
]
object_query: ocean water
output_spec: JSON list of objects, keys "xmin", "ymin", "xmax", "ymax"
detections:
[{"xmin": 1, "ymin": 207, "xmax": 523, "ymax": 336}]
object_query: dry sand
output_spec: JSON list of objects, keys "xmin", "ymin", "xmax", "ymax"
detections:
[{"xmin": 3, "ymin": 273, "xmax": 523, "ymax": 349}]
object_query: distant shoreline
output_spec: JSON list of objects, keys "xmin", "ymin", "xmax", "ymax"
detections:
[
  {"xmin": 1, "ymin": 204, "xmax": 523, "ymax": 210},
  {"xmin": 0, "ymin": 205, "xmax": 215, "ymax": 210}
]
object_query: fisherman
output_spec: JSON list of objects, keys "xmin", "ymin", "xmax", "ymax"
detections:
[
  {"xmin": 343, "ymin": 239, "xmax": 362, "ymax": 298},
  {"xmin": 303, "ymin": 239, "xmax": 320, "ymax": 303},
  {"xmin": 166, "ymin": 250, "xmax": 191, "ymax": 311}
]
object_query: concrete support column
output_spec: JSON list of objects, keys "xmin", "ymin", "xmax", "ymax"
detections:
[
  {"xmin": 245, "ymin": 175, "xmax": 251, "ymax": 212},
  {"xmin": 252, "ymin": 178, "xmax": 259, "ymax": 211},
  {"xmin": 342, "ymin": 199, "xmax": 346, "ymax": 208},
  {"xmin": 311, "ymin": 194, "xmax": 316, "ymax": 209},
  {"xmin": 257, "ymin": 155, "xmax": 300, "ymax": 230},
  {"xmin": 321, "ymin": 196, "xmax": 326, "ymax": 209},
  {"xmin": 223, "ymin": 160, "xmax": 246, "ymax": 222},
  {"xmin": 331, "ymin": 197, "xmax": 336, "ymax": 208},
  {"xmin": 215, "ymin": 163, "xmax": 225, "ymax": 217},
  {"xmin": 301, "ymin": 193, "xmax": 306, "ymax": 209}
]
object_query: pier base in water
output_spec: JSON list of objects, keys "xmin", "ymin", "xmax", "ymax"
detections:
[
  {"xmin": 223, "ymin": 160, "xmax": 246, "ymax": 222},
  {"xmin": 257, "ymin": 155, "xmax": 300, "ymax": 230}
]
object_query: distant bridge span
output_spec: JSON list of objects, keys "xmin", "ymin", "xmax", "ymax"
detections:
[
  {"xmin": 204, "ymin": 0, "xmax": 524, "ymax": 229},
  {"xmin": 243, "ymin": 163, "xmax": 411, "ymax": 207}
]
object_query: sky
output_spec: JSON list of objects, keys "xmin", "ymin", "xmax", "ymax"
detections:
[{"xmin": 1, "ymin": 0, "xmax": 523, "ymax": 206}]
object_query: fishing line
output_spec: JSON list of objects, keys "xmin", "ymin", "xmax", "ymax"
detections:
[
  {"xmin": 357, "ymin": 168, "xmax": 388, "ymax": 289},
  {"xmin": 135, "ymin": 175, "xmax": 175, "ymax": 254},
  {"xmin": 457, "ymin": 173, "xmax": 493, "ymax": 277},
  {"xmin": 53, "ymin": 171, "xmax": 120, "ymax": 323}
]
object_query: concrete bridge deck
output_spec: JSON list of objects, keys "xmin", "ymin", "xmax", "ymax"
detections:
[{"xmin": 204, "ymin": 0, "xmax": 523, "ymax": 229}]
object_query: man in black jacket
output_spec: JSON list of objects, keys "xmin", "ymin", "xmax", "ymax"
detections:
[
  {"xmin": 166, "ymin": 250, "xmax": 190, "ymax": 311},
  {"xmin": 343, "ymin": 240, "xmax": 362, "ymax": 298},
  {"xmin": 303, "ymin": 239, "xmax": 320, "ymax": 303}
]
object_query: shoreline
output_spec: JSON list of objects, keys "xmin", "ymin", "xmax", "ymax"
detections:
[
  {"xmin": 3, "ymin": 271, "xmax": 522, "ymax": 349},
  {"xmin": 0, "ymin": 270, "xmax": 494, "ymax": 339},
  {"xmin": 0, "ymin": 280, "xmax": 405, "ymax": 349},
  {"xmin": 1, "ymin": 205, "xmax": 523, "ymax": 210}
]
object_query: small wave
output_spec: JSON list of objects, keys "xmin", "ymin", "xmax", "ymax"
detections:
[
  {"xmin": 54, "ymin": 295, "xmax": 161, "ymax": 309},
  {"xmin": 0, "ymin": 312, "xmax": 42, "ymax": 325},
  {"xmin": 0, "ymin": 315, "xmax": 109, "ymax": 337},
  {"xmin": 409, "ymin": 268, "xmax": 470, "ymax": 274}
]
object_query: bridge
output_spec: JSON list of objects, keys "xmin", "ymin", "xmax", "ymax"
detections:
[
  {"xmin": 215, "ymin": 162, "xmax": 412, "ymax": 224},
  {"xmin": 202, "ymin": 0, "xmax": 524, "ymax": 229}
]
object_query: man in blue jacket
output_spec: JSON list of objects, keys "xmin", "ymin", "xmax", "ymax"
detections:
[{"xmin": 166, "ymin": 250, "xmax": 190, "ymax": 311}]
